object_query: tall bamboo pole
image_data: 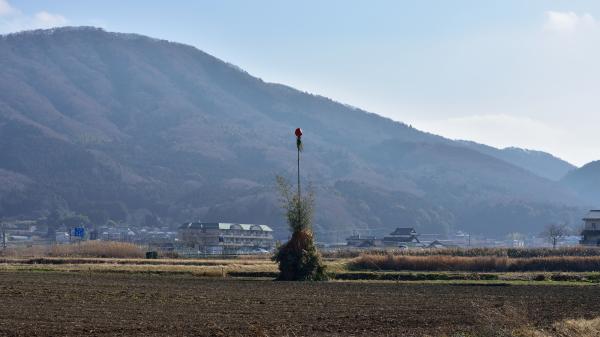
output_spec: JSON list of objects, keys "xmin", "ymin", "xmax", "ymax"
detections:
[
  {"xmin": 297, "ymin": 144, "xmax": 301, "ymax": 198},
  {"xmin": 295, "ymin": 128, "xmax": 303, "ymax": 228}
]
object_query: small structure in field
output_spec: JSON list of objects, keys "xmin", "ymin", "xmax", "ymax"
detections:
[
  {"xmin": 580, "ymin": 210, "xmax": 600, "ymax": 246},
  {"xmin": 178, "ymin": 222, "xmax": 274, "ymax": 255},
  {"xmin": 383, "ymin": 227, "xmax": 420, "ymax": 247}
]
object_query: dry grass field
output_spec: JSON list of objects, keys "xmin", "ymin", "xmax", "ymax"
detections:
[
  {"xmin": 349, "ymin": 253, "xmax": 600, "ymax": 272},
  {"xmin": 0, "ymin": 271, "xmax": 599, "ymax": 337},
  {"xmin": 1, "ymin": 246, "xmax": 600, "ymax": 336},
  {"xmin": 0, "ymin": 241, "xmax": 147, "ymax": 258}
]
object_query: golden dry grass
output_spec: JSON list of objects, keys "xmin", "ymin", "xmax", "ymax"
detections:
[
  {"xmin": 350, "ymin": 253, "xmax": 600, "ymax": 272},
  {"xmin": 325, "ymin": 246, "xmax": 600, "ymax": 259},
  {"xmin": 0, "ymin": 260, "xmax": 279, "ymax": 277},
  {"xmin": 516, "ymin": 317, "xmax": 600, "ymax": 337},
  {"xmin": 0, "ymin": 241, "xmax": 145, "ymax": 258},
  {"xmin": 48, "ymin": 241, "xmax": 145, "ymax": 258}
]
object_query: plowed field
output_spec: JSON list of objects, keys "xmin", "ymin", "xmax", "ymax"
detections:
[{"xmin": 0, "ymin": 271, "xmax": 599, "ymax": 336}]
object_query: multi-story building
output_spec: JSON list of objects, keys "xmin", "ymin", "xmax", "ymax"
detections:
[
  {"xmin": 581, "ymin": 210, "xmax": 600, "ymax": 246},
  {"xmin": 178, "ymin": 222, "xmax": 274, "ymax": 255}
]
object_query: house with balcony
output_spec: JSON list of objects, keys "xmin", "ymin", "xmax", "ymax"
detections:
[
  {"xmin": 581, "ymin": 210, "xmax": 600, "ymax": 246},
  {"xmin": 178, "ymin": 222, "xmax": 274, "ymax": 255}
]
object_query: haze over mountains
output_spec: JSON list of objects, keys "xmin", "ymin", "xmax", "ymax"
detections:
[
  {"xmin": 562, "ymin": 161, "xmax": 600, "ymax": 206},
  {"xmin": 0, "ymin": 27, "xmax": 595, "ymax": 240}
]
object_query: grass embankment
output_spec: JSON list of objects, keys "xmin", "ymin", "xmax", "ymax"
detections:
[
  {"xmin": 2, "ymin": 260, "xmax": 599, "ymax": 284},
  {"xmin": 0, "ymin": 256, "xmax": 273, "ymax": 266},
  {"xmin": 0, "ymin": 258, "xmax": 278, "ymax": 277},
  {"xmin": 3, "ymin": 245, "xmax": 600, "ymax": 282}
]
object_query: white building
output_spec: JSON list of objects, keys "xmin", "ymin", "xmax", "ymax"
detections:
[
  {"xmin": 178, "ymin": 222, "xmax": 274, "ymax": 255},
  {"xmin": 581, "ymin": 210, "xmax": 600, "ymax": 246}
]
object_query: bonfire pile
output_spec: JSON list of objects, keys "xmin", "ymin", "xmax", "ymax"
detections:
[{"xmin": 273, "ymin": 176, "xmax": 326, "ymax": 281}]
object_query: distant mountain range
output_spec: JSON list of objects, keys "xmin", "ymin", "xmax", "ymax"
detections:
[
  {"xmin": 562, "ymin": 161, "xmax": 600, "ymax": 205},
  {"xmin": 458, "ymin": 141, "xmax": 576, "ymax": 181},
  {"xmin": 0, "ymin": 27, "xmax": 593, "ymax": 240}
]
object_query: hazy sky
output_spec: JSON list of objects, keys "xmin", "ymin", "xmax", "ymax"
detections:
[{"xmin": 2, "ymin": 1, "xmax": 599, "ymax": 166}]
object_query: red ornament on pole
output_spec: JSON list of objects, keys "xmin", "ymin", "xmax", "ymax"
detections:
[{"xmin": 295, "ymin": 128, "xmax": 303, "ymax": 152}]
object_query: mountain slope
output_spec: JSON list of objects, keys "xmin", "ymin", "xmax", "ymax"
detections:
[
  {"xmin": 562, "ymin": 161, "xmax": 600, "ymax": 205},
  {"xmin": 0, "ymin": 27, "xmax": 585, "ymax": 239},
  {"xmin": 459, "ymin": 141, "xmax": 576, "ymax": 181}
]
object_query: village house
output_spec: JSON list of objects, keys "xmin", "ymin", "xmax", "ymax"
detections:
[
  {"xmin": 178, "ymin": 222, "xmax": 274, "ymax": 255},
  {"xmin": 90, "ymin": 227, "xmax": 136, "ymax": 242},
  {"xmin": 580, "ymin": 210, "xmax": 600, "ymax": 246},
  {"xmin": 345, "ymin": 232, "xmax": 381, "ymax": 247},
  {"xmin": 346, "ymin": 227, "xmax": 421, "ymax": 248},
  {"xmin": 383, "ymin": 227, "xmax": 421, "ymax": 247}
]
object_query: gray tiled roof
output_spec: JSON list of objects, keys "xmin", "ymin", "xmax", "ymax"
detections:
[
  {"xmin": 389, "ymin": 227, "xmax": 417, "ymax": 236},
  {"xmin": 583, "ymin": 210, "xmax": 600, "ymax": 220},
  {"xmin": 179, "ymin": 222, "xmax": 273, "ymax": 231}
]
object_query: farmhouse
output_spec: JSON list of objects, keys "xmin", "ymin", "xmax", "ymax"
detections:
[
  {"xmin": 580, "ymin": 210, "xmax": 600, "ymax": 246},
  {"xmin": 346, "ymin": 227, "xmax": 421, "ymax": 248},
  {"xmin": 383, "ymin": 227, "xmax": 421, "ymax": 247},
  {"xmin": 178, "ymin": 222, "xmax": 274, "ymax": 255},
  {"xmin": 345, "ymin": 232, "xmax": 381, "ymax": 247}
]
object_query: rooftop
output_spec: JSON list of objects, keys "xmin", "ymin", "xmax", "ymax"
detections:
[
  {"xmin": 389, "ymin": 227, "xmax": 417, "ymax": 236},
  {"xmin": 583, "ymin": 210, "xmax": 600, "ymax": 220},
  {"xmin": 179, "ymin": 222, "xmax": 273, "ymax": 232}
]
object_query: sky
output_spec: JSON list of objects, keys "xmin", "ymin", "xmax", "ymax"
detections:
[{"xmin": 1, "ymin": 1, "xmax": 599, "ymax": 166}]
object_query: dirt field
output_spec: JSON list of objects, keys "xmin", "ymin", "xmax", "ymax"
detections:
[{"xmin": 0, "ymin": 271, "xmax": 599, "ymax": 337}]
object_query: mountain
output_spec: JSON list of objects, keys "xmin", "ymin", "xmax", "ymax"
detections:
[
  {"xmin": 562, "ymin": 161, "xmax": 600, "ymax": 206},
  {"xmin": 0, "ymin": 27, "xmax": 586, "ymax": 240},
  {"xmin": 458, "ymin": 141, "xmax": 576, "ymax": 181}
]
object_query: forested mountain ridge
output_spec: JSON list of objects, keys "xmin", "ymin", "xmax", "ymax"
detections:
[
  {"xmin": 458, "ymin": 141, "xmax": 576, "ymax": 181},
  {"xmin": 562, "ymin": 161, "xmax": 600, "ymax": 206},
  {"xmin": 0, "ymin": 27, "xmax": 586, "ymax": 239}
]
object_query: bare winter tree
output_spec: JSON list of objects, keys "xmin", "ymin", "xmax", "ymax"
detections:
[{"xmin": 542, "ymin": 223, "xmax": 568, "ymax": 249}]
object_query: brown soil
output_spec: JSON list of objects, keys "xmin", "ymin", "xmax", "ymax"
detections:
[{"xmin": 0, "ymin": 271, "xmax": 599, "ymax": 336}]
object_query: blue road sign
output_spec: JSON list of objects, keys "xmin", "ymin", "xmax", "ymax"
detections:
[{"xmin": 73, "ymin": 227, "xmax": 85, "ymax": 238}]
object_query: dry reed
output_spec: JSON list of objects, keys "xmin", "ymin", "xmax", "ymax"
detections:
[
  {"xmin": 517, "ymin": 317, "xmax": 600, "ymax": 337},
  {"xmin": 350, "ymin": 253, "xmax": 600, "ymax": 272},
  {"xmin": 325, "ymin": 246, "xmax": 600, "ymax": 259},
  {"xmin": 46, "ymin": 241, "xmax": 145, "ymax": 258}
]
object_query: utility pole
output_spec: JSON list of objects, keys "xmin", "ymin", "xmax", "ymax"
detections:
[{"xmin": 2, "ymin": 222, "xmax": 6, "ymax": 250}]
